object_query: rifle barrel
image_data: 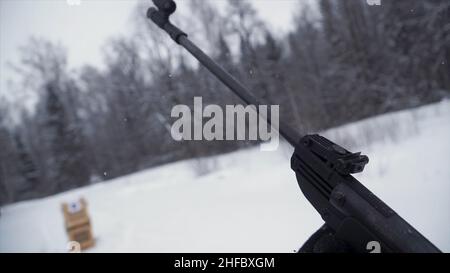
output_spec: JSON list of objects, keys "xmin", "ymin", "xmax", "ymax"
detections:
[{"xmin": 178, "ymin": 35, "xmax": 302, "ymax": 147}]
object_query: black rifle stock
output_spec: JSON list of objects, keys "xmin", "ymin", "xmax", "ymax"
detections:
[{"xmin": 147, "ymin": 0, "xmax": 441, "ymax": 253}]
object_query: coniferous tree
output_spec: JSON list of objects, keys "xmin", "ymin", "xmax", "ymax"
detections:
[
  {"xmin": 13, "ymin": 134, "xmax": 40, "ymax": 199},
  {"xmin": 43, "ymin": 83, "xmax": 90, "ymax": 192}
]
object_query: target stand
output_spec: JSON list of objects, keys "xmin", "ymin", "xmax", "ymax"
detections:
[{"xmin": 62, "ymin": 198, "xmax": 95, "ymax": 251}]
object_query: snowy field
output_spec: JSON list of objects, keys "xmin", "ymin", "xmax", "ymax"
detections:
[{"xmin": 1, "ymin": 100, "xmax": 449, "ymax": 253}]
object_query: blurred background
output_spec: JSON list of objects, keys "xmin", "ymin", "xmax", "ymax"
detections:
[{"xmin": 0, "ymin": 0, "xmax": 449, "ymax": 252}]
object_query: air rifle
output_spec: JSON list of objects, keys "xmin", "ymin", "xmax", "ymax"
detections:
[{"xmin": 147, "ymin": 0, "xmax": 441, "ymax": 253}]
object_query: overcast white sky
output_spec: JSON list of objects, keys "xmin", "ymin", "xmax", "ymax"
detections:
[{"xmin": 0, "ymin": 0, "xmax": 300, "ymax": 96}]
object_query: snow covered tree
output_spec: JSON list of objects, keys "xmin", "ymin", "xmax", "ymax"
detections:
[
  {"xmin": 0, "ymin": 105, "xmax": 12, "ymax": 205},
  {"xmin": 13, "ymin": 134, "xmax": 40, "ymax": 199},
  {"xmin": 43, "ymin": 82, "xmax": 90, "ymax": 192}
]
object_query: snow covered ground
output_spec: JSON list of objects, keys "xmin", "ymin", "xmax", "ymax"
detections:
[{"xmin": 1, "ymin": 100, "xmax": 449, "ymax": 253}]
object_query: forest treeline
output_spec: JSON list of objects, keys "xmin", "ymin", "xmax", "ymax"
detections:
[{"xmin": 0, "ymin": 0, "xmax": 449, "ymax": 204}]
